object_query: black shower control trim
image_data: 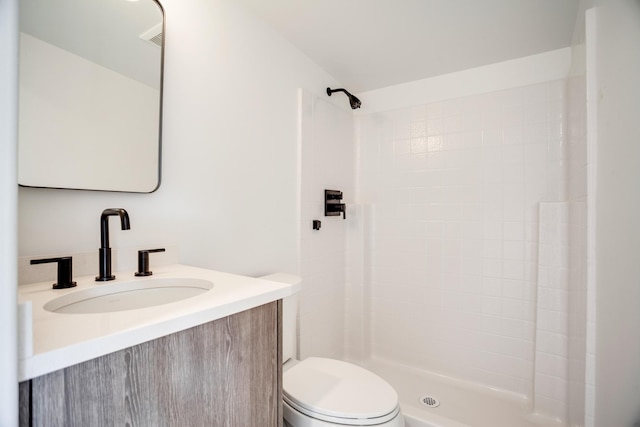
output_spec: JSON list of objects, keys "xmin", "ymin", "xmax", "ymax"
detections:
[
  {"xmin": 30, "ymin": 256, "xmax": 77, "ymax": 289},
  {"xmin": 325, "ymin": 189, "xmax": 346, "ymax": 220}
]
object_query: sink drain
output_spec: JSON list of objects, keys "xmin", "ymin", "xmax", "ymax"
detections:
[{"xmin": 419, "ymin": 395, "xmax": 440, "ymax": 408}]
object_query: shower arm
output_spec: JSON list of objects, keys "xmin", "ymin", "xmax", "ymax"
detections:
[
  {"xmin": 326, "ymin": 87, "xmax": 362, "ymax": 109},
  {"xmin": 327, "ymin": 88, "xmax": 348, "ymax": 97}
]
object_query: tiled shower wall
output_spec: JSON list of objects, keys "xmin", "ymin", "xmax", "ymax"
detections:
[
  {"xmin": 355, "ymin": 80, "xmax": 569, "ymax": 398},
  {"xmin": 534, "ymin": 201, "xmax": 571, "ymax": 419}
]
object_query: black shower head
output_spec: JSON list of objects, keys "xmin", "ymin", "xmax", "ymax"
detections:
[{"xmin": 326, "ymin": 87, "xmax": 361, "ymax": 109}]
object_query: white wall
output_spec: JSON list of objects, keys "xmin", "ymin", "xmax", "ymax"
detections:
[
  {"xmin": 584, "ymin": 8, "xmax": 598, "ymax": 426},
  {"xmin": 0, "ymin": 0, "xmax": 19, "ymax": 424},
  {"xmin": 18, "ymin": 0, "xmax": 342, "ymax": 279},
  {"xmin": 565, "ymin": 5, "xmax": 590, "ymax": 425},
  {"xmin": 594, "ymin": 0, "xmax": 640, "ymax": 425}
]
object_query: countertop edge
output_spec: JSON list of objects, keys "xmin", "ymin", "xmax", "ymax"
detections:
[{"xmin": 18, "ymin": 265, "xmax": 300, "ymax": 382}]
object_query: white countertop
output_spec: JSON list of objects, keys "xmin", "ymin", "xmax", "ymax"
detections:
[{"xmin": 17, "ymin": 264, "xmax": 300, "ymax": 382}]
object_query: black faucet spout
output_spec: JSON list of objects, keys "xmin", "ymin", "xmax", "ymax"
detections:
[
  {"xmin": 96, "ymin": 208, "xmax": 130, "ymax": 282},
  {"xmin": 99, "ymin": 208, "xmax": 130, "ymax": 248}
]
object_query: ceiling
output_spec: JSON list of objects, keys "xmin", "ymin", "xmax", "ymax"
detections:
[{"xmin": 236, "ymin": 0, "xmax": 582, "ymax": 93}]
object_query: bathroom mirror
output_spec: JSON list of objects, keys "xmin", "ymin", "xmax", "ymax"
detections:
[{"xmin": 18, "ymin": 0, "xmax": 164, "ymax": 193}]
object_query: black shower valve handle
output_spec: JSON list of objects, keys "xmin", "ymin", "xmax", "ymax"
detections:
[
  {"xmin": 327, "ymin": 202, "xmax": 346, "ymax": 219},
  {"xmin": 135, "ymin": 248, "xmax": 166, "ymax": 277},
  {"xmin": 324, "ymin": 189, "xmax": 346, "ymax": 220},
  {"xmin": 30, "ymin": 256, "xmax": 77, "ymax": 289}
]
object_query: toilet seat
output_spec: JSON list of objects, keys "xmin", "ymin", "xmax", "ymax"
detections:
[{"xmin": 283, "ymin": 357, "xmax": 400, "ymax": 426}]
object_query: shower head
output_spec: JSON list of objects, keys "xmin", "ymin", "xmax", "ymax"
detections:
[{"xmin": 326, "ymin": 87, "xmax": 361, "ymax": 109}]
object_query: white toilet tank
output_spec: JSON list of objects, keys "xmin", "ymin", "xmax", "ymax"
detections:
[{"xmin": 259, "ymin": 273, "xmax": 301, "ymax": 363}]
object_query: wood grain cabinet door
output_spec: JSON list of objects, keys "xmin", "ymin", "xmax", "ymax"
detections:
[{"xmin": 20, "ymin": 301, "xmax": 283, "ymax": 427}]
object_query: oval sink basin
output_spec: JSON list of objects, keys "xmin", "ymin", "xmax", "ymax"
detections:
[{"xmin": 44, "ymin": 278, "xmax": 214, "ymax": 314}]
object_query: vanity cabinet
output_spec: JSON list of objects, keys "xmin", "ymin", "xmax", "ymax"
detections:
[{"xmin": 19, "ymin": 301, "xmax": 283, "ymax": 427}]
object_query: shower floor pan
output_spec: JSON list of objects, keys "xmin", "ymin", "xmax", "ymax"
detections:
[{"xmin": 362, "ymin": 358, "xmax": 565, "ymax": 427}]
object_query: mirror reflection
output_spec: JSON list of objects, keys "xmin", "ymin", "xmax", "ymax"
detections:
[{"xmin": 18, "ymin": 0, "xmax": 164, "ymax": 193}]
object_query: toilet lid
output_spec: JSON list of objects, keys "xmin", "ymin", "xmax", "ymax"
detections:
[{"xmin": 283, "ymin": 357, "xmax": 399, "ymax": 425}]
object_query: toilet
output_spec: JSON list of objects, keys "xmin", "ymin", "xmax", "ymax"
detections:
[{"xmin": 260, "ymin": 274, "xmax": 404, "ymax": 427}]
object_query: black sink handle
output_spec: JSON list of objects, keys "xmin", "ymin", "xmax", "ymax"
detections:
[
  {"xmin": 30, "ymin": 256, "xmax": 77, "ymax": 289},
  {"xmin": 135, "ymin": 248, "xmax": 166, "ymax": 277}
]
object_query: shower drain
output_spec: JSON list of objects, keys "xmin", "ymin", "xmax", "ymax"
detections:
[{"xmin": 419, "ymin": 395, "xmax": 440, "ymax": 408}]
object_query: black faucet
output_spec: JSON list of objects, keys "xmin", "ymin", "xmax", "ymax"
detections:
[{"xmin": 96, "ymin": 208, "xmax": 130, "ymax": 282}]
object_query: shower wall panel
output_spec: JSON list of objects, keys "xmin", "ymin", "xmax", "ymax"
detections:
[
  {"xmin": 534, "ymin": 201, "xmax": 570, "ymax": 421},
  {"xmin": 356, "ymin": 80, "xmax": 568, "ymax": 398},
  {"xmin": 567, "ymin": 71, "xmax": 588, "ymax": 426},
  {"xmin": 298, "ymin": 89, "xmax": 354, "ymax": 360}
]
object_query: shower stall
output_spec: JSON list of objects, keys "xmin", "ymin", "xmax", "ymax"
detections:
[
  {"xmin": 348, "ymin": 77, "xmax": 588, "ymax": 427},
  {"xmin": 297, "ymin": 12, "xmax": 593, "ymax": 427}
]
